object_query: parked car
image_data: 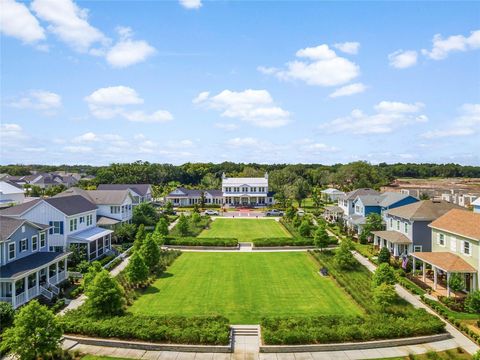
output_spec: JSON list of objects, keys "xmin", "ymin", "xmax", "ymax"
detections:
[
  {"xmin": 265, "ymin": 209, "xmax": 284, "ymax": 216},
  {"xmin": 297, "ymin": 209, "xmax": 305, "ymax": 216},
  {"xmin": 204, "ymin": 209, "xmax": 220, "ymax": 216}
]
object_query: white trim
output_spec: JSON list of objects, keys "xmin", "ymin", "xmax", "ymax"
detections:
[
  {"xmin": 19, "ymin": 238, "xmax": 28, "ymax": 252},
  {"xmin": 8, "ymin": 242, "xmax": 16, "ymax": 261},
  {"xmin": 429, "ymin": 224, "xmax": 480, "ymax": 242},
  {"xmin": 32, "ymin": 235, "xmax": 38, "ymax": 252}
]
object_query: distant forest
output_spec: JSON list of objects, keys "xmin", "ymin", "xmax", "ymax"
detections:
[{"xmin": 2, "ymin": 161, "xmax": 480, "ymax": 195}]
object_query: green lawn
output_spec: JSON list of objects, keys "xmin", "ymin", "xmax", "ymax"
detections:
[
  {"xmin": 199, "ymin": 218, "xmax": 292, "ymax": 242},
  {"xmin": 128, "ymin": 252, "xmax": 362, "ymax": 324}
]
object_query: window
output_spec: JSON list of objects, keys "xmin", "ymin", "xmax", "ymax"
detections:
[
  {"xmin": 463, "ymin": 241, "xmax": 471, "ymax": 255},
  {"xmin": 50, "ymin": 221, "xmax": 63, "ymax": 235},
  {"xmin": 20, "ymin": 239, "xmax": 28, "ymax": 252},
  {"xmin": 69, "ymin": 218, "xmax": 78, "ymax": 232},
  {"xmin": 414, "ymin": 245, "xmax": 422, "ymax": 252},
  {"xmin": 32, "ymin": 235, "xmax": 38, "ymax": 251},
  {"xmin": 396, "ymin": 221, "xmax": 400, "ymax": 230},
  {"xmin": 110, "ymin": 206, "xmax": 120, "ymax": 214},
  {"xmin": 87, "ymin": 214, "xmax": 93, "ymax": 226},
  {"xmin": 389, "ymin": 218, "xmax": 393, "ymax": 228},
  {"xmin": 8, "ymin": 243, "xmax": 15, "ymax": 260},
  {"xmin": 404, "ymin": 223, "xmax": 408, "ymax": 233},
  {"xmin": 79, "ymin": 216, "xmax": 85, "ymax": 224},
  {"xmin": 438, "ymin": 233, "xmax": 445, "ymax": 246},
  {"xmin": 21, "ymin": 225, "xmax": 25, "ymax": 233},
  {"xmin": 40, "ymin": 232, "xmax": 46, "ymax": 248}
]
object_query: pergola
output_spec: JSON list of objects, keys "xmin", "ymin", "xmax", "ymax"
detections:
[{"xmin": 411, "ymin": 252, "xmax": 478, "ymax": 296}]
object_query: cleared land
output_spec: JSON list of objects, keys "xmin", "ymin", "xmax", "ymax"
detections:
[
  {"xmin": 128, "ymin": 252, "xmax": 362, "ymax": 324},
  {"xmin": 199, "ymin": 218, "xmax": 291, "ymax": 242}
]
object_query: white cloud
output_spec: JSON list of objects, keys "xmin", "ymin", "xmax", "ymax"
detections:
[
  {"xmin": 179, "ymin": 0, "xmax": 202, "ymax": 9},
  {"xmin": 105, "ymin": 27, "xmax": 155, "ymax": 68},
  {"xmin": 63, "ymin": 145, "xmax": 92, "ymax": 153},
  {"xmin": 333, "ymin": 42, "xmax": 360, "ymax": 55},
  {"xmin": 260, "ymin": 44, "xmax": 360, "ymax": 87},
  {"xmin": 299, "ymin": 140, "xmax": 339, "ymax": 153},
  {"xmin": 0, "ymin": 123, "xmax": 27, "ymax": 141},
  {"xmin": 226, "ymin": 137, "xmax": 263, "ymax": 148},
  {"xmin": 122, "ymin": 110, "xmax": 173, "ymax": 123},
  {"xmin": 422, "ymin": 103, "xmax": 480, "ymax": 138},
  {"xmin": 192, "ymin": 91, "xmax": 210, "ymax": 104},
  {"xmin": 72, "ymin": 132, "xmax": 98, "ymax": 143},
  {"xmin": 320, "ymin": 101, "xmax": 427, "ymax": 134},
  {"xmin": 0, "ymin": 0, "xmax": 45, "ymax": 43},
  {"xmin": 85, "ymin": 85, "xmax": 143, "ymax": 106},
  {"xmin": 194, "ymin": 89, "xmax": 291, "ymax": 128},
  {"xmin": 329, "ymin": 83, "xmax": 366, "ymax": 98},
  {"xmin": 31, "ymin": 0, "xmax": 107, "ymax": 53},
  {"xmin": 388, "ymin": 50, "xmax": 418, "ymax": 69},
  {"xmin": 214, "ymin": 123, "xmax": 238, "ymax": 131},
  {"xmin": 422, "ymin": 29, "xmax": 480, "ymax": 60},
  {"xmin": 10, "ymin": 90, "xmax": 62, "ymax": 114}
]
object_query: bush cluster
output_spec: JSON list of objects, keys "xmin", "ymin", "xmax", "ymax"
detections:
[
  {"xmin": 170, "ymin": 215, "xmax": 211, "ymax": 237},
  {"xmin": 252, "ymin": 237, "xmax": 314, "ymax": 247},
  {"xmin": 165, "ymin": 237, "xmax": 238, "ymax": 247},
  {"xmin": 438, "ymin": 296, "xmax": 465, "ymax": 312},
  {"xmin": 60, "ymin": 310, "xmax": 231, "ymax": 345},
  {"xmin": 397, "ymin": 277, "xmax": 426, "ymax": 296}
]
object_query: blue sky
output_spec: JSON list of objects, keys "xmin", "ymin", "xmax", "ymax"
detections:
[{"xmin": 1, "ymin": 0, "xmax": 479, "ymax": 165}]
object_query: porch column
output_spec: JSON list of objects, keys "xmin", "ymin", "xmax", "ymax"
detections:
[
  {"xmin": 56, "ymin": 262, "xmax": 59, "ymax": 283},
  {"xmin": 12, "ymin": 281, "xmax": 16, "ymax": 309},
  {"xmin": 64, "ymin": 258, "xmax": 68, "ymax": 275},
  {"xmin": 433, "ymin": 267, "xmax": 438, "ymax": 290},
  {"xmin": 96, "ymin": 239, "xmax": 99, "ymax": 259},
  {"xmin": 24, "ymin": 277, "xmax": 29, "ymax": 301},
  {"xmin": 87, "ymin": 242, "xmax": 91, "ymax": 261},
  {"xmin": 393, "ymin": 244, "xmax": 399, "ymax": 257},
  {"xmin": 36, "ymin": 271, "xmax": 40, "ymax": 294},
  {"xmin": 422, "ymin": 261, "xmax": 426, "ymax": 282},
  {"xmin": 412, "ymin": 257, "xmax": 416, "ymax": 274},
  {"xmin": 446, "ymin": 272, "xmax": 451, "ymax": 297},
  {"xmin": 474, "ymin": 273, "xmax": 478, "ymax": 291}
]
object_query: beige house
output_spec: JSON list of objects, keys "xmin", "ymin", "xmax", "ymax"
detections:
[{"xmin": 411, "ymin": 209, "xmax": 479, "ymax": 296}]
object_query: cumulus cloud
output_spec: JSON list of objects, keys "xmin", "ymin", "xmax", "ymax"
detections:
[
  {"xmin": 214, "ymin": 123, "xmax": 239, "ymax": 131},
  {"xmin": 333, "ymin": 42, "xmax": 360, "ymax": 55},
  {"xmin": 85, "ymin": 85, "xmax": 173, "ymax": 123},
  {"xmin": 422, "ymin": 29, "xmax": 480, "ymax": 60},
  {"xmin": 72, "ymin": 132, "xmax": 98, "ymax": 143},
  {"xmin": 298, "ymin": 139, "xmax": 339, "ymax": 153},
  {"xmin": 329, "ymin": 83, "xmax": 366, "ymax": 98},
  {"xmin": 9, "ymin": 90, "xmax": 62, "ymax": 114},
  {"xmin": 259, "ymin": 44, "xmax": 360, "ymax": 87},
  {"xmin": 106, "ymin": 27, "xmax": 155, "ymax": 68},
  {"xmin": 422, "ymin": 103, "xmax": 480, "ymax": 138},
  {"xmin": 194, "ymin": 89, "xmax": 291, "ymax": 128},
  {"xmin": 179, "ymin": 0, "xmax": 202, "ymax": 9},
  {"xmin": 319, "ymin": 101, "xmax": 428, "ymax": 134},
  {"xmin": 0, "ymin": 0, "xmax": 46, "ymax": 43},
  {"xmin": 388, "ymin": 50, "xmax": 418, "ymax": 69},
  {"xmin": 63, "ymin": 145, "xmax": 93, "ymax": 153}
]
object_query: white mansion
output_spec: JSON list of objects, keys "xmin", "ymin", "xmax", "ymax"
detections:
[{"xmin": 166, "ymin": 173, "xmax": 275, "ymax": 207}]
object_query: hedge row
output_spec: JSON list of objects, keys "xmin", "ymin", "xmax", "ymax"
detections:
[
  {"xmin": 164, "ymin": 237, "xmax": 238, "ymax": 247},
  {"xmin": 261, "ymin": 311, "xmax": 445, "ymax": 345},
  {"xmin": 60, "ymin": 310, "xmax": 231, "ymax": 345},
  {"xmin": 397, "ymin": 276, "xmax": 426, "ymax": 296},
  {"xmin": 252, "ymin": 237, "xmax": 314, "ymax": 247}
]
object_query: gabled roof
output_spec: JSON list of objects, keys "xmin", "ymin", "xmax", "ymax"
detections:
[
  {"xmin": 355, "ymin": 192, "xmax": 414, "ymax": 208},
  {"xmin": 321, "ymin": 188, "xmax": 344, "ymax": 194},
  {"xmin": 0, "ymin": 199, "xmax": 42, "ymax": 216},
  {"xmin": 222, "ymin": 177, "xmax": 268, "ymax": 186},
  {"xmin": 55, "ymin": 187, "xmax": 131, "ymax": 205},
  {"xmin": 0, "ymin": 195, "xmax": 96, "ymax": 217},
  {"xmin": 341, "ymin": 188, "xmax": 378, "ymax": 201},
  {"xmin": 411, "ymin": 252, "xmax": 476, "ymax": 273},
  {"xmin": 0, "ymin": 215, "xmax": 49, "ymax": 242},
  {"xmin": 472, "ymin": 198, "xmax": 480, "ymax": 206},
  {"xmin": 386, "ymin": 200, "xmax": 464, "ymax": 221},
  {"xmin": 97, "ymin": 184, "xmax": 151, "ymax": 197},
  {"xmin": 372, "ymin": 230, "xmax": 411, "ymax": 244},
  {"xmin": 0, "ymin": 180, "xmax": 25, "ymax": 195},
  {"xmin": 429, "ymin": 209, "xmax": 480, "ymax": 241},
  {"xmin": 167, "ymin": 187, "xmax": 223, "ymax": 197}
]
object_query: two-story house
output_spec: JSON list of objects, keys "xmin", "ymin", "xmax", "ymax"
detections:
[
  {"xmin": 320, "ymin": 188, "xmax": 345, "ymax": 203},
  {"xmin": 0, "ymin": 215, "xmax": 70, "ymax": 308},
  {"xmin": 346, "ymin": 192, "xmax": 418, "ymax": 234},
  {"xmin": 373, "ymin": 200, "xmax": 462, "ymax": 257},
  {"xmin": 222, "ymin": 173, "xmax": 274, "ymax": 207},
  {"xmin": 338, "ymin": 188, "xmax": 379, "ymax": 219},
  {"xmin": 55, "ymin": 187, "xmax": 134, "ymax": 228},
  {"xmin": 97, "ymin": 184, "xmax": 153, "ymax": 204},
  {"xmin": 0, "ymin": 195, "xmax": 113, "ymax": 261},
  {"xmin": 411, "ymin": 209, "xmax": 479, "ymax": 296},
  {"xmin": 165, "ymin": 188, "xmax": 223, "ymax": 207}
]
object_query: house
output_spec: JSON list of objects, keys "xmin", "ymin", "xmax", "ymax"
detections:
[
  {"xmin": 338, "ymin": 188, "xmax": 379, "ymax": 219},
  {"xmin": 373, "ymin": 200, "xmax": 463, "ymax": 257},
  {"xmin": 346, "ymin": 192, "xmax": 418, "ymax": 234},
  {"xmin": 472, "ymin": 198, "xmax": 480, "ymax": 213},
  {"xmin": 320, "ymin": 188, "xmax": 345, "ymax": 203},
  {"xmin": 0, "ymin": 195, "xmax": 113, "ymax": 261},
  {"xmin": 7, "ymin": 173, "xmax": 78, "ymax": 189},
  {"xmin": 0, "ymin": 216, "xmax": 70, "ymax": 308},
  {"xmin": 411, "ymin": 209, "xmax": 479, "ymax": 296},
  {"xmin": 0, "ymin": 181, "xmax": 25, "ymax": 207},
  {"xmin": 55, "ymin": 187, "xmax": 134, "ymax": 228},
  {"xmin": 165, "ymin": 188, "xmax": 223, "ymax": 207},
  {"xmin": 222, "ymin": 172, "xmax": 274, "ymax": 207},
  {"xmin": 97, "ymin": 184, "xmax": 153, "ymax": 204}
]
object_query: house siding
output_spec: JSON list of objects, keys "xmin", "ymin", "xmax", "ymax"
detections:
[
  {"xmin": 1, "ymin": 224, "xmax": 48, "ymax": 266},
  {"xmin": 431, "ymin": 228, "xmax": 479, "ymax": 270},
  {"xmin": 412, "ymin": 221, "xmax": 432, "ymax": 252}
]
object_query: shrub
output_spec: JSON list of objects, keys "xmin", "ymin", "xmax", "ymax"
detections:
[
  {"xmin": 372, "ymin": 263, "xmax": 396, "ymax": 288},
  {"xmin": 126, "ymin": 251, "xmax": 149, "ymax": 285},
  {"xmin": 140, "ymin": 234, "xmax": 161, "ymax": 271},
  {"xmin": 155, "ymin": 218, "xmax": 169, "ymax": 237},
  {"xmin": 298, "ymin": 221, "xmax": 312, "ymax": 237},
  {"xmin": 314, "ymin": 225, "xmax": 330, "ymax": 251},
  {"xmin": 176, "ymin": 214, "xmax": 189, "ymax": 236},
  {"xmin": 377, "ymin": 247, "xmax": 391, "ymax": 264},
  {"xmin": 165, "ymin": 237, "xmax": 238, "ymax": 247},
  {"xmin": 465, "ymin": 291, "xmax": 480, "ymax": 314},
  {"xmin": 334, "ymin": 239, "xmax": 356, "ymax": 270},
  {"xmin": 134, "ymin": 224, "xmax": 146, "ymax": 250},
  {"xmin": 373, "ymin": 283, "xmax": 397, "ymax": 310},
  {"xmin": 82, "ymin": 261, "xmax": 103, "ymax": 292},
  {"xmin": 473, "ymin": 350, "xmax": 480, "ymax": 360},
  {"xmin": 85, "ymin": 270, "xmax": 125, "ymax": 317},
  {"xmin": 448, "ymin": 273, "xmax": 464, "ymax": 294},
  {"xmin": 0, "ymin": 302, "xmax": 15, "ymax": 332},
  {"xmin": 133, "ymin": 202, "xmax": 159, "ymax": 226},
  {"xmin": 252, "ymin": 237, "xmax": 313, "ymax": 247},
  {"xmin": 114, "ymin": 222, "xmax": 137, "ymax": 243}
]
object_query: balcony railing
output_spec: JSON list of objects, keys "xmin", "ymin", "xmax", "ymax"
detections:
[
  {"xmin": 27, "ymin": 287, "xmax": 39, "ymax": 300},
  {"xmin": 15, "ymin": 292, "xmax": 26, "ymax": 306}
]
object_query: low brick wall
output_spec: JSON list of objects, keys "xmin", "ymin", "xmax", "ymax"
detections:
[
  {"xmin": 259, "ymin": 333, "xmax": 452, "ymax": 353},
  {"xmin": 63, "ymin": 334, "xmax": 233, "ymax": 353},
  {"xmin": 163, "ymin": 245, "xmax": 239, "ymax": 251}
]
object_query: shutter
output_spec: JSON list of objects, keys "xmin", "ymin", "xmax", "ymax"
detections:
[
  {"xmin": 60, "ymin": 221, "xmax": 64, "ymax": 235},
  {"xmin": 49, "ymin": 221, "xmax": 53, "ymax": 235}
]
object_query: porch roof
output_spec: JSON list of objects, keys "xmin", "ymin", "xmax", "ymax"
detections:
[
  {"xmin": 372, "ymin": 230, "xmax": 412, "ymax": 244},
  {"xmin": 0, "ymin": 251, "xmax": 69, "ymax": 280},
  {"xmin": 411, "ymin": 252, "xmax": 477, "ymax": 273},
  {"xmin": 349, "ymin": 215, "xmax": 366, "ymax": 225},
  {"xmin": 324, "ymin": 205, "xmax": 344, "ymax": 213},
  {"xmin": 68, "ymin": 226, "xmax": 113, "ymax": 243},
  {"xmin": 96, "ymin": 216, "xmax": 121, "ymax": 226}
]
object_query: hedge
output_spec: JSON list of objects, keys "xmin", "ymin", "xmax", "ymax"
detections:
[
  {"xmin": 252, "ymin": 237, "xmax": 314, "ymax": 247},
  {"xmin": 397, "ymin": 277, "xmax": 426, "ymax": 296},
  {"xmin": 60, "ymin": 310, "xmax": 231, "ymax": 345},
  {"xmin": 164, "ymin": 237, "xmax": 238, "ymax": 247}
]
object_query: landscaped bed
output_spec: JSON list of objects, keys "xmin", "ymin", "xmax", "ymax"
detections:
[{"xmin": 128, "ymin": 252, "xmax": 362, "ymax": 324}]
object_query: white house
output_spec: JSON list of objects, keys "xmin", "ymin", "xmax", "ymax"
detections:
[
  {"xmin": 222, "ymin": 172, "xmax": 274, "ymax": 207},
  {"xmin": 0, "ymin": 181, "xmax": 25, "ymax": 207},
  {"xmin": 0, "ymin": 195, "xmax": 112, "ymax": 261},
  {"xmin": 97, "ymin": 184, "xmax": 153, "ymax": 204},
  {"xmin": 165, "ymin": 188, "xmax": 223, "ymax": 207},
  {"xmin": 320, "ymin": 188, "xmax": 345, "ymax": 202}
]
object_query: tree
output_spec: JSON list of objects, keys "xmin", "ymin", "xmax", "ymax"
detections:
[
  {"xmin": 314, "ymin": 225, "xmax": 330, "ymax": 251},
  {"xmin": 2, "ymin": 300, "xmax": 62, "ymax": 360},
  {"xmin": 132, "ymin": 202, "xmax": 158, "ymax": 226},
  {"xmin": 134, "ymin": 224, "xmax": 146, "ymax": 250},
  {"xmin": 287, "ymin": 178, "xmax": 310, "ymax": 207},
  {"xmin": 359, "ymin": 213, "xmax": 383, "ymax": 244},
  {"xmin": 298, "ymin": 220, "xmax": 312, "ymax": 237},
  {"xmin": 82, "ymin": 261, "xmax": 103, "ymax": 292},
  {"xmin": 190, "ymin": 211, "xmax": 201, "ymax": 225},
  {"xmin": 164, "ymin": 201, "xmax": 174, "ymax": 215},
  {"xmin": 0, "ymin": 302, "xmax": 15, "ymax": 332},
  {"xmin": 155, "ymin": 218, "xmax": 169, "ymax": 236},
  {"xmin": 372, "ymin": 263, "xmax": 396, "ymax": 288},
  {"xmin": 85, "ymin": 270, "xmax": 125, "ymax": 316},
  {"xmin": 140, "ymin": 234, "xmax": 161, "ymax": 271},
  {"xmin": 200, "ymin": 173, "xmax": 220, "ymax": 189},
  {"xmin": 334, "ymin": 239, "xmax": 357, "ymax": 269},
  {"xmin": 419, "ymin": 193, "xmax": 430, "ymax": 200},
  {"xmin": 68, "ymin": 243, "xmax": 87, "ymax": 268},
  {"xmin": 200, "ymin": 191, "xmax": 206, "ymax": 208},
  {"xmin": 448, "ymin": 273, "xmax": 464, "ymax": 296},
  {"xmin": 274, "ymin": 188, "xmax": 288, "ymax": 209},
  {"xmin": 285, "ymin": 205, "xmax": 296, "ymax": 221},
  {"xmin": 373, "ymin": 283, "xmax": 397, "ymax": 310},
  {"xmin": 176, "ymin": 214, "xmax": 189, "ymax": 237},
  {"xmin": 464, "ymin": 290, "xmax": 480, "ymax": 314},
  {"xmin": 377, "ymin": 246, "xmax": 391, "ymax": 264},
  {"xmin": 311, "ymin": 186, "xmax": 322, "ymax": 208},
  {"xmin": 114, "ymin": 222, "xmax": 137, "ymax": 243},
  {"xmin": 126, "ymin": 251, "xmax": 149, "ymax": 286}
]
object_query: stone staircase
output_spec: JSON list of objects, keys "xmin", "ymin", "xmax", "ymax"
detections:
[{"xmin": 232, "ymin": 325, "xmax": 259, "ymax": 337}]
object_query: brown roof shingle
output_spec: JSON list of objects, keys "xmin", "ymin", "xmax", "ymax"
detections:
[
  {"xmin": 411, "ymin": 252, "xmax": 477, "ymax": 272},
  {"xmin": 385, "ymin": 200, "xmax": 463, "ymax": 221},
  {"xmin": 429, "ymin": 209, "xmax": 480, "ymax": 241}
]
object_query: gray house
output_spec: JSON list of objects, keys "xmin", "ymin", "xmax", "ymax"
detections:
[
  {"xmin": 0, "ymin": 216, "xmax": 70, "ymax": 309},
  {"xmin": 373, "ymin": 200, "xmax": 463, "ymax": 257},
  {"xmin": 97, "ymin": 184, "xmax": 153, "ymax": 204}
]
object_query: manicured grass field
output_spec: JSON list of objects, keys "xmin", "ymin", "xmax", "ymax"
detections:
[
  {"xmin": 128, "ymin": 252, "xmax": 362, "ymax": 324},
  {"xmin": 199, "ymin": 218, "xmax": 291, "ymax": 242}
]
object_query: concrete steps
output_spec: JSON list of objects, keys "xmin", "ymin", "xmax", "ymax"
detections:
[{"xmin": 232, "ymin": 325, "xmax": 259, "ymax": 337}]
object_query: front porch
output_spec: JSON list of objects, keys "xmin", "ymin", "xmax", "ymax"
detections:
[
  {"xmin": 323, "ymin": 206, "xmax": 344, "ymax": 223},
  {"xmin": 224, "ymin": 194, "xmax": 267, "ymax": 207},
  {"xmin": 411, "ymin": 252, "xmax": 478, "ymax": 297},
  {"xmin": 0, "ymin": 252, "xmax": 70, "ymax": 309},
  {"xmin": 68, "ymin": 227, "xmax": 113, "ymax": 261},
  {"xmin": 373, "ymin": 230, "xmax": 412, "ymax": 257}
]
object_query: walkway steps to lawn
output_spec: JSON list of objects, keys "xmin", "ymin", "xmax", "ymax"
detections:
[
  {"xmin": 239, "ymin": 242, "xmax": 253, "ymax": 252},
  {"xmin": 232, "ymin": 325, "xmax": 260, "ymax": 337}
]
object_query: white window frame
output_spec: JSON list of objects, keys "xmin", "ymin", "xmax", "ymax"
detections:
[
  {"xmin": 52, "ymin": 221, "xmax": 62, "ymax": 234},
  {"xmin": 69, "ymin": 218, "xmax": 78, "ymax": 232},
  {"xmin": 8, "ymin": 242, "xmax": 16, "ymax": 260},
  {"xmin": 413, "ymin": 245, "xmax": 422, "ymax": 252},
  {"xmin": 20, "ymin": 238, "xmax": 28, "ymax": 252},
  {"xmin": 463, "ymin": 241, "xmax": 471, "ymax": 256},
  {"xmin": 40, "ymin": 232, "xmax": 46, "ymax": 248},
  {"xmin": 404, "ymin": 223, "xmax": 408, "ymax": 233},
  {"xmin": 32, "ymin": 235, "xmax": 38, "ymax": 252},
  {"xmin": 396, "ymin": 221, "xmax": 400, "ymax": 230},
  {"xmin": 438, "ymin": 233, "xmax": 445, "ymax": 247}
]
